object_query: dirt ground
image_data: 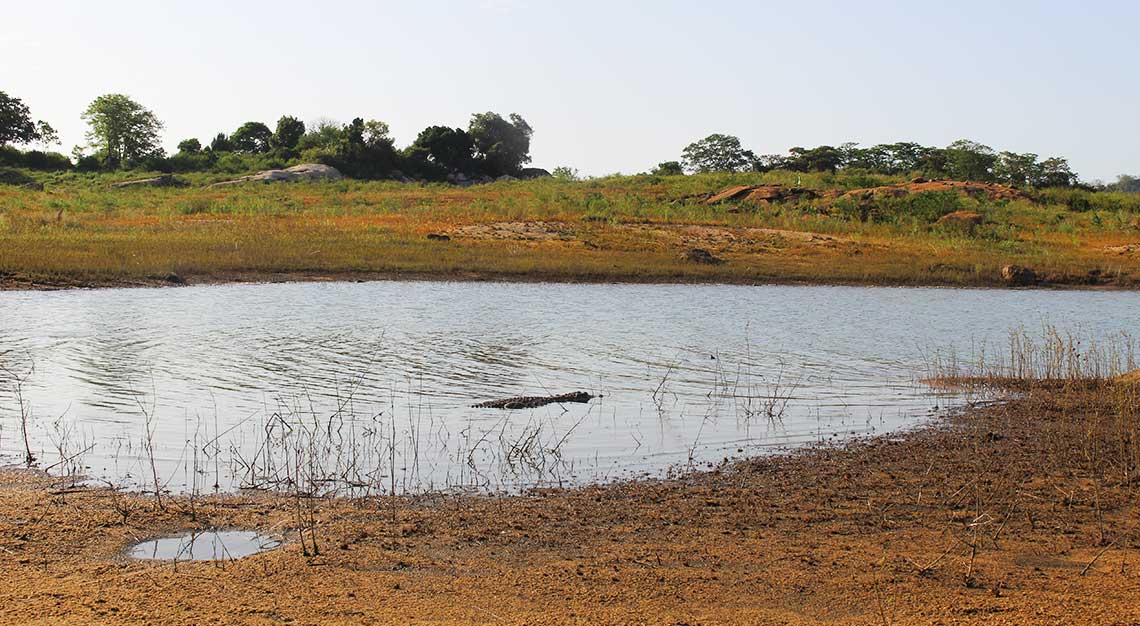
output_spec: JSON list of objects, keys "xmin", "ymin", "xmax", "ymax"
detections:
[{"xmin": 1, "ymin": 382, "xmax": 1138, "ymax": 625}]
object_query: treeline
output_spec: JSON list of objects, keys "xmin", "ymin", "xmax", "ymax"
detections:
[
  {"xmin": 656, "ymin": 134, "xmax": 1138, "ymax": 191},
  {"xmin": 0, "ymin": 91, "xmax": 539, "ymax": 182},
  {"xmin": 166, "ymin": 112, "xmax": 537, "ymax": 182},
  {"xmin": 3, "ymin": 89, "xmax": 1139, "ymax": 191}
]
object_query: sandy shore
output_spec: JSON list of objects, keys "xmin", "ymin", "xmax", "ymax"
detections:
[{"xmin": 0, "ymin": 382, "xmax": 1137, "ymax": 624}]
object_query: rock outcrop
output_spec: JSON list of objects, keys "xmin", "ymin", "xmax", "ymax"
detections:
[
  {"xmin": 683, "ymin": 248, "xmax": 725, "ymax": 265},
  {"xmin": 111, "ymin": 174, "xmax": 182, "ymax": 188},
  {"xmin": 935, "ymin": 210, "xmax": 985, "ymax": 230},
  {"xmin": 698, "ymin": 179, "xmax": 1028, "ymax": 209},
  {"xmin": 210, "ymin": 164, "xmax": 343, "ymax": 187},
  {"xmin": 1001, "ymin": 264, "xmax": 1038, "ymax": 286}
]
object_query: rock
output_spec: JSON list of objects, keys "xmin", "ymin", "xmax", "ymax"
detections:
[
  {"xmin": 911, "ymin": 176, "xmax": 928, "ymax": 183},
  {"xmin": 112, "ymin": 174, "xmax": 180, "ymax": 188},
  {"xmin": 519, "ymin": 168, "xmax": 552, "ymax": 180},
  {"xmin": 426, "ymin": 233, "xmax": 450, "ymax": 241},
  {"xmin": 163, "ymin": 272, "xmax": 185, "ymax": 284},
  {"xmin": 705, "ymin": 185, "xmax": 755, "ymax": 204},
  {"xmin": 684, "ymin": 248, "xmax": 725, "ymax": 265},
  {"xmin": 1001, "ymin": 264, "xmax": 1038, "ymax": 286},
  {"xmin": 936, "ymin": 210, "xmax": 985, "ymax": 230},
  {"xmin": 1104, "ymin": 244, "xmax": 1140, "ymax": 256},
  {"xmin": 210, "ymin": 163, "xmax": 343, "ymax": 187},
  {"xmin": 703, "ymin": 185, "xmax": 820, "ymax": 207}
]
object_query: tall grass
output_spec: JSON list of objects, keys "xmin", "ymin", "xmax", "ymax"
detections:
[{"xmin": 925, "ymin": 325, "xmax": 1138, "ymax": 384}]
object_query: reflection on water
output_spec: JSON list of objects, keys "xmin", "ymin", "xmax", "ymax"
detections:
[
  {"xmin": 1, "ymin": 281, "xmax": 1137, "ymax": 494},
  {"xmin": 127, "ymin": 530, "xmax": 280, "ymax": 561}
]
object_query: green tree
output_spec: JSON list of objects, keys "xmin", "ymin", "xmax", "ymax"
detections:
[
  {"xmin": 270, "ymin": 116, "xmax": 305, "ymax": 152},
  {"xmin": 994, "ymin": 151, "xmax": 1040, "ymax": 187},
  {"xmin": 177, "ymin": 138, "xmax": 202, "ymax": 154},
  {"xmin": 407, "ymin": 125, "xmax": 474, "ymax": 176},
  {"xmin": 209, "ymin": 132, "xmax": 234, "ymax": 152},
  {"xmin": 551, "ymin": 166, "xmax": 580, "ymax": 181},
  {"xmin": 1034, "ymin": 157, "xmax": 1077, "ymax": 188},
  {"xmin": 943, "ymin": 139, "xmax": 996, "ymax": 182},
  {"xmin": 1109, "ymin": 174, "xmax": 1140, "ymax": 193},
  {"xmin": 35, "ymin": 121, "xmax": 59, "ymax": 147},
  {"xmin": 468, "ymin": 112, "xmax": 533, "ymax": 177},
  {"xmin": 651, "ymin": 160, "xmax": 684, "ymax": 176},
  {"xmin": 81, "ymin": 94, "xmax": 164, "ymax": 168},
  {"xmin": 231, "ymin": 121, "xmax": 272, "ymax": 154},
  {"xmin": 0, "ymin": 91, "xmax": 48, "ymax": 146},
  {"xmin": 297, "ymin": 118, "xmax": 345, "ymax": 152},
  {"xmin": 681, "ymin": 134, "xmax": 756, "ymax": 173},
  {"xmin": 786, "ymin": 145, "xmax": 844, "ymax": 173}
]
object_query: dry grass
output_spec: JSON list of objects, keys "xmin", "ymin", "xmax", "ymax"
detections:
[{"xmin": 2, "ymin": 172, "xmax": 1139, "ymax": 288}]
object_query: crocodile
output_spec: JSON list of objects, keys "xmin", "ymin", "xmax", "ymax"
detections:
[{"xmin": 472, "ymin": 391, "xmax": 597, "ymax": 410}]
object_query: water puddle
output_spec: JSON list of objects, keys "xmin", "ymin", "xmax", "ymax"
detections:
[{"xmin": 127, "ymin": 530, "xmax": 281, "ymax": 561}]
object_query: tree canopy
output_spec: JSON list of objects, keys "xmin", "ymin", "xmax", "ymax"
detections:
[
  {"xmin": 405, "ymin": 126, "xmax": 474, "ymax": 178},
  {"xmin": 81, "ymin": 94, "xmax": 164, "ymax": 168},
  {"xmin": 230, "ymin": 122, "xmax": 272, "ymax": 154},
  {"xmin": 271, "ymin": 116, "xmax": 305, "ymax": 152},
  {"xmin": 468, "ymin": 112, "xmax": 533, "ymax": 177},
  {"xmin": 681, "ymin": 134, "xmax": 756, "ymax": 173},
  {"xmin": 0, "ymin": 91, "xmax": 53, "ymax": 146}
]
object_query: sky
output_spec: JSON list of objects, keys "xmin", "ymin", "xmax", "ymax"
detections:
[{"xmin": 3, "ymin": 0, "xmax": 1138, "ymax": 181}]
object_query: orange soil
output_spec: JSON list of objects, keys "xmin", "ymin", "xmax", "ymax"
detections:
[{"xmin": 1, "ymin": 383, "xmax": 1137, "ymax": 624}]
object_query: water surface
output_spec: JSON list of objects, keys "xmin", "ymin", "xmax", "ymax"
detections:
[
  {"xmin": 127, "ymin": 530, "xmax": 280, "ymax": 561},
  {"xmin": 0, "ymin": 281, "xmax": 1135, "ymax": 494}
]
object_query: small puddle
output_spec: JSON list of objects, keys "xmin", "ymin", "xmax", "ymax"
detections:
[{"xmin": 127, "ymin": 530, "xmax": 281, "ymax": 561}]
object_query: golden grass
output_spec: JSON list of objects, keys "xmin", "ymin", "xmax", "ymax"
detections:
[{"xmin": 2, "ymin": 173, "xmax": 1139, "ymax": 288}]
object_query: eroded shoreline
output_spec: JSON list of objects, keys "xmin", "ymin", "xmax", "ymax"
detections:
[{"xmin": 0, "ymin": 382, "xmax": 1137, "ymax": 624}]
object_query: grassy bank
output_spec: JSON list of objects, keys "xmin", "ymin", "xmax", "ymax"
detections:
[
  {"xmin": 2, "ymin": 169, "xmax": 1140, "ymax": 289},
  {"xmin": 0, "ymin": 376, "xmax": 1137, "ymax": 623}
]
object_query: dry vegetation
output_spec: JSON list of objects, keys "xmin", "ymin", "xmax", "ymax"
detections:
[{"xmin": 2, "ymin": 170, "xmax": 1139, "ymax": 289}]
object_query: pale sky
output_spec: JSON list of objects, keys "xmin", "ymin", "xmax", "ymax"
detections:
[{"xmin": 3, "ymin": 0, "xmax": 1137, "ymax": 181}]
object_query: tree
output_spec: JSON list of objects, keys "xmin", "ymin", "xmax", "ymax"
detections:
[
  {"xmin": 81, "ymin": 94, "xmax": 164, "ymax": 168},
  {"xmin": 1034, "ymin": 157, "xmax": 1077, "ymax": 188},
  {"xmin": 270, "ymin": 116, "xmax": 305, "ymax": 152},
  {"xmin": 681, "ymin": 134, "xmax": 756, "ymax": 173},
  {"xmin": 35, "ymin": 121, "xmax": 59, "ymax": 147},
  {"xmin": 1109, "ymin": 174, "xmax": 1140, "ymax": 193},
  {"xmin": 297, "ymin": 118, "xmax": 345, "ymax": 152},
  {"xmin": 323, "ymin": 117, "xmax": 398, "ymax": 179},
  {"xmin": 209, "ymin": 132, "xmax": 234, "ymax": 152},
  {"xmin": 551, "ymin": 166, "xmax": 580, "ymax": 181},
  {"xmin": 0, "ymin": 91, "xmax": 48, "ymax": 146},
  {"xmin": 752, "ymin": 154, "xmax": 788, "ymax": 173},
  {"xmin": 230, "ymin": 121, "xmax": 272, "ymax": 154},
  {"xmin": 943, "ymin": 139, "xmax": 996, "ymax": 182},
  {"xmin": 407, "ymin": 125, "xmax": 474, "ymax": 175},
  {"xmin": 993, "ymin": 151, "xmax": 1040, "ymax": 187},
  {"xmin": 468, "ymin": 112, "xmax": 533, "ymax": 177},
  {"xmin": 786, "ymin": 145, "xmax": 844, "ymax": 173},
  {"xmin": 177, "ymin": 138, "xmax": 202, "ymax": 154},
  {"xmin": 651, "ymin": 161, "xmax": 684, "ymax": 176}
]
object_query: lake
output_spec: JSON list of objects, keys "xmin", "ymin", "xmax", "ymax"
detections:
[{"xmin": 1, "ymin": 281, "xmax": 1136, "ymax": 494}]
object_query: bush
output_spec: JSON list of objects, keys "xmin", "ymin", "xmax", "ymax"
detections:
[
  {"xmin": 836, "ymin": 190, "xmax": 967, "ymax": 224},
  {"xmin": 0, "ymin": 146, "xmax": 71, "ymax": 170},
  {"xmin": 0, "ymin": 167, "xmax": 37, "ymax": 186}
]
